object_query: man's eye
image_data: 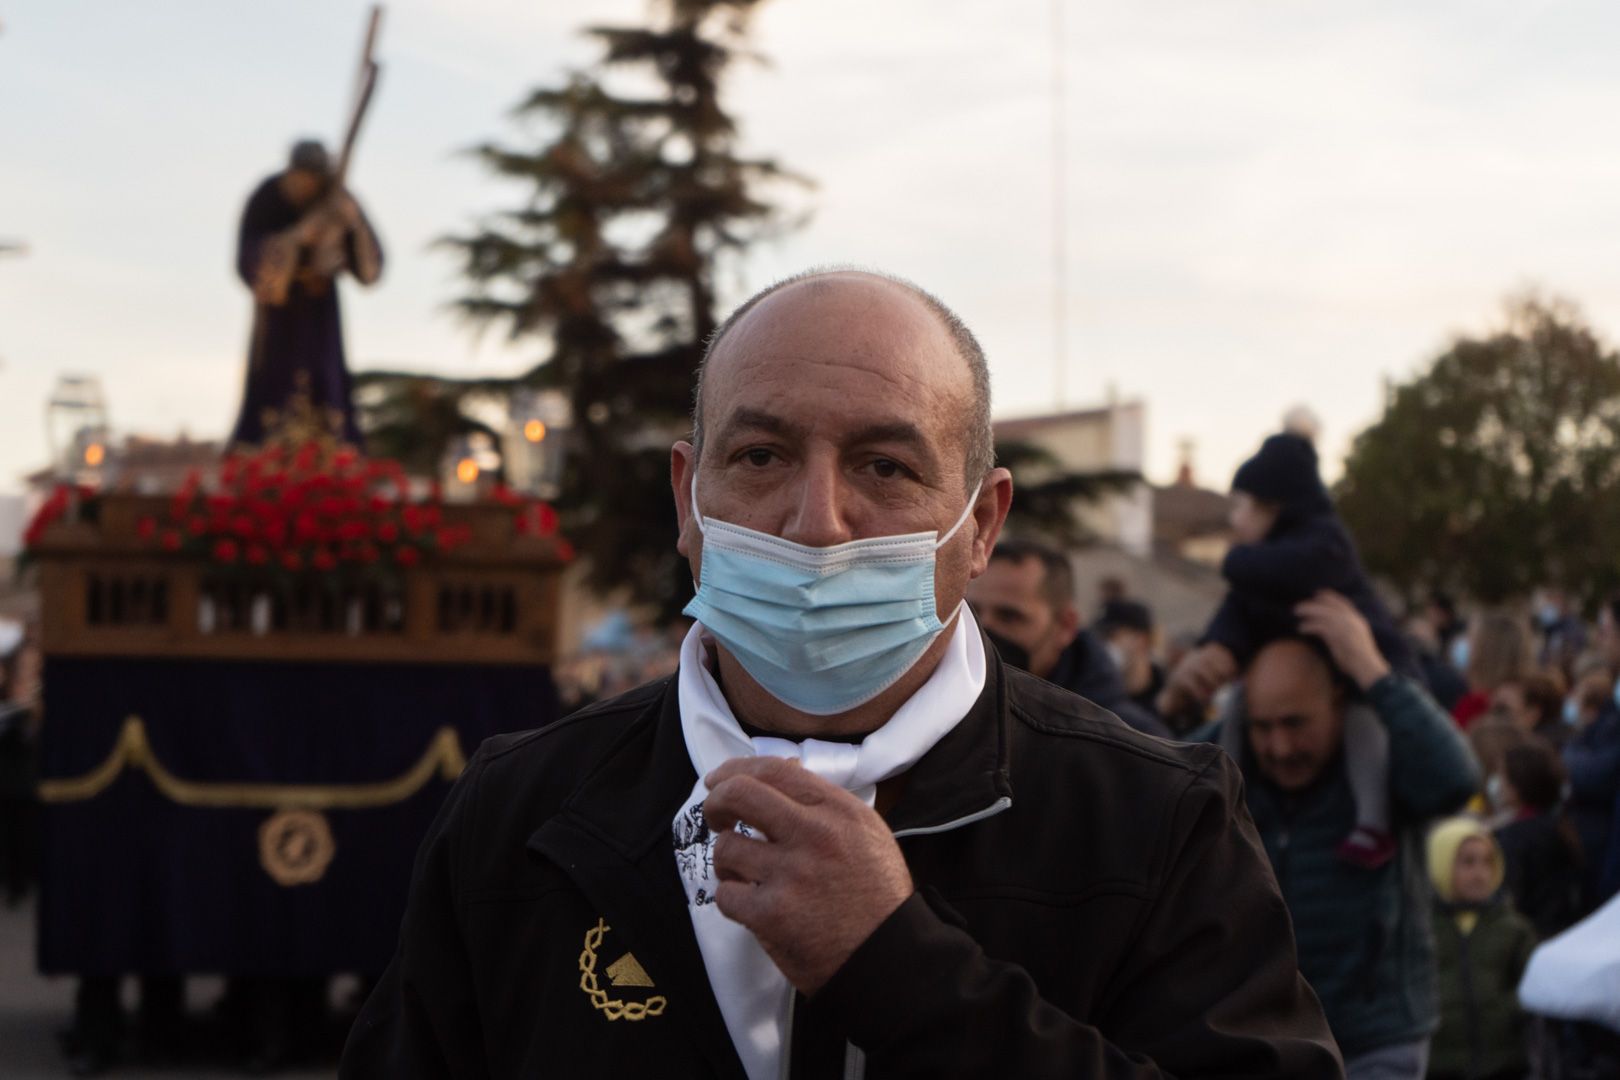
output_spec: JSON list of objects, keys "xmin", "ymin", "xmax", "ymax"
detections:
[
  {"xmin": 742, "ymin": 449, "xmax": 774, "ymax": 467},
  {"xmin": 870, "ymin": 458, "xmax": 901, "ymax": 479}
]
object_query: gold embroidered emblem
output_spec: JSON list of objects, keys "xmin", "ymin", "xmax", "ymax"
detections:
[
  {"xmin": 579, "ymin": 919, "xmax": 666, "ymax": 1020},
  {"xmin": 258, "ymin": 808, "xmax": 336, "ymax": 887},
  {"xmin": 606, "ymin": 952, "xmax": 656, "ymax": 988}
]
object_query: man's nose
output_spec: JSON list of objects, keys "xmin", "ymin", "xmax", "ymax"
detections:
[{"xmin": 777, "ymin": 463, "xmax": 854, "ymax": 548}]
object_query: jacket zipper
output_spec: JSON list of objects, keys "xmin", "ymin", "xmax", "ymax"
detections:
[
  {"xmin": 781, "ymin": 795, "xmax": 1010, "ymax": 1079},
  {"xmin": 780, "ymin": 994, "xmax": 795, "ymax": 1080},
  {"xmin": 891, "ymin": 796, "xmax": 1012, "ymax": 839}
]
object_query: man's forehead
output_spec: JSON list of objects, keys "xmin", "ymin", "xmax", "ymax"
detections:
[
  {"xmin": 1246, "ymin": 643, "xmax": 1335, "ymax": 705},
  {"xmin": 703, "ymin": 274, "xmax": 971, "ymax": 419},
  {"xmin": 972, "ymin": 559, "xmax": 1046, "ymax": 604}
]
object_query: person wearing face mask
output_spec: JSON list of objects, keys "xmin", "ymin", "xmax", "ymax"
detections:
[
  {"xmin": 342, "ymin": 269, "xmax": 1341, "ymax": 1079},
  {"xmin": 1097, "ymin": 599, "xmax": 1168, "ymax": 724},
  {"xmin": 1531, "ymin": 587, "xmax": 1586, "ymax": 681},
  {"xmin": 965, "ymin": 540, "xmax": 1170, "ymax": 739}
]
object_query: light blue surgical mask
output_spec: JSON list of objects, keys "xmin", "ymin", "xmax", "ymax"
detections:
[
  {"xmin": 682, "ymin": 480, "xmax": 981, "ymax": 715},
  {"xmin": 1450, "ymin": 635, "xmax": 1471, "ymax": 674},
  {"xmin": 1564, "ymin": 696, "xmax": 1581, "ymax": 727}
]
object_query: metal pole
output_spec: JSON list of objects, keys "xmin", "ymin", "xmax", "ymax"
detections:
[{"xmin": 1050, "ymin": 0, "xmax": 1068, "ymax": 409}]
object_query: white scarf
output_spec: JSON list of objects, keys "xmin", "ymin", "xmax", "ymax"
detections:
[{"xmin": 672, "ymin": 607, "xmax": 986, "ymax": 1080}]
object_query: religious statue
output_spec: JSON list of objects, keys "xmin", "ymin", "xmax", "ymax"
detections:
[{"xmin": 230, "ymin": 9, "xmax": 383, "ymax": 449}]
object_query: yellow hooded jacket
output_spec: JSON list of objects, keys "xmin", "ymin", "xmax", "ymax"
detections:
[{"xmin": 1427, "ymin": 816, "xmax": 1503, "ymax": 935}]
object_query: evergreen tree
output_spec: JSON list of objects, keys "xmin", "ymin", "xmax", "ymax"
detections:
[{"xmin": 366, "ymin": 0, "xmax": 804, "ymax": 619}]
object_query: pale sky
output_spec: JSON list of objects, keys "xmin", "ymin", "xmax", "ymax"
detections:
[{"xmin": 4, "ymin": 0, "xmax": 1620, "ymax": 496}]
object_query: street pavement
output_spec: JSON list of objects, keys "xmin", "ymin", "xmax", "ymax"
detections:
[{"xmin": 0, "ymin": 895, "xmax": 334, "ymax": 1079}]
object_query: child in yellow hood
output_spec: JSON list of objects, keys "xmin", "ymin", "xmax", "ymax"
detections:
[{"xmin": 1425, "ymin": 817, "xmax": 1538, "ymax": 1080}]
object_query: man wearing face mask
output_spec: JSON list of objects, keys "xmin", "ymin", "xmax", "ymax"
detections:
[
  {"xmin": 966, "ymin": 540, "xmax": 1170, "ymax": 739},
  {"xmin": 342, "ymin": 269, "xmax": 1342, "ymax": 1079}
]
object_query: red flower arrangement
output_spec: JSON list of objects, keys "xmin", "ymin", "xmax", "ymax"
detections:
[
  {"xmin": 20, "ymin": 484, "xmax": 91, "ymax": 550},
  {"xmin": 24, "ymin": 441, "xmax": 572, "ymax": 579}
]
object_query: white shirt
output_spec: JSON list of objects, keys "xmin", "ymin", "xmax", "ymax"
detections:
[{"xmin": 671, "ymin": 607, "xmax": 987, "ymax": 1080}]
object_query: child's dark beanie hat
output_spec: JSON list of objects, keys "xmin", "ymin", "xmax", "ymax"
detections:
[{"xmin": 1232, "ymin": 432, "xmax": 1327, "ymax": 506}]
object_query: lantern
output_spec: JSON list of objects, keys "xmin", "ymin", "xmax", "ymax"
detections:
[{"xmin": 46, "ymin": 374, "xmax": 111, "ymax": 486}]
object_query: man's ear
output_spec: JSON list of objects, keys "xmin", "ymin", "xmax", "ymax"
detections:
[
  {"xmin": 967, "ymin": 467, "xmax": 1014, "ymax": 577},
  {"xmin": 1055, "ymin": 603, "xmax": 1082, "ymax": 649},
  {"xmin": 672, "ymin": 441, "xmax": 697, "ymax": 559}
]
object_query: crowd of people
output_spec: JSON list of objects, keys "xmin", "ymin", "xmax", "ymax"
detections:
[{"xmin": 957, "ymin": 426, "xmax": 1620, "ymax": 1079}]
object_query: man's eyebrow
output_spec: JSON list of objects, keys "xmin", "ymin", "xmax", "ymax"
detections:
[
  {"xmin": 713, "ymin": 408, "xmax": 805, "ymax": 446},
  {"xmin": 846, "ymin": 421, "xmax": 931, "ymax": 453}
]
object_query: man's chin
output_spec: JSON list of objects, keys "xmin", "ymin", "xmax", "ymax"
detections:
[{"xmin": 1262, "ymin": 763, "xmax": 1320, "ymax": 792}]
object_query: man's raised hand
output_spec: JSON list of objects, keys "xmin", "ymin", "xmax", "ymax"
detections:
[{"xmin": 703, "ymin": 756, "xmax": 913, "ymax": 995}]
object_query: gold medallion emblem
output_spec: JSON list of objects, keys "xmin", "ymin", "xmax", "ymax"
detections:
[
  {"xmin": 258, "ymin": 808, "xmax": 336, "ymax": 887},
  {"xmin": 578, "ymin": 919, "xmax": 667, "ymax": 1021}
]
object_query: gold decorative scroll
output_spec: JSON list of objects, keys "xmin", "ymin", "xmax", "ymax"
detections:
[{"xmin": 37, "ymin": 716, "xmax": 468, "ymax": 810}]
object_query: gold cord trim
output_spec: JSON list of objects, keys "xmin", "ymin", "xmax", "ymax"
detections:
[
  {"xmin": 579, "ymin": 919, "xmax": 667, "ymax": 1021},
  {"xmin": 37, "ymin": 716, "xmax": 468, "ymax": 809}
]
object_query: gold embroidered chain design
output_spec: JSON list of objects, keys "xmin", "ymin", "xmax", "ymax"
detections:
[
  {"xmin": 36, "ymin": 715, "xmax": 467, "ymax": 809},
  {"xmin": 578, "ymin": 918, "xmax": 666, "ymax": 1021}
]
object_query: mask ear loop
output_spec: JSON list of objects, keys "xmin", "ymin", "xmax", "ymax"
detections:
[
  {"xmin": 689, "ymin": 469, "xmax": 707, "ymax": 536},
  {"xmin": 934, "ymin": 480, "xmax": 985, "ymax": 551}
]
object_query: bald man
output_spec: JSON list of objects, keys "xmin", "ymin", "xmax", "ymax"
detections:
[
  {"xmin": 343, "ymin": 270, "xmax": 1342, "ymax": 1078},
  {"xmin": 1209, "ymin": 593, "xmax": 1479, "ymax": 1080}
]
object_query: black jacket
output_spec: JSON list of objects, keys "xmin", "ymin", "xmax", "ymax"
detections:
[
  {"xmin": 1494, "ymin": 811, "xmax": 1583, "ymax": 938},
  {"xmin": 1205, "ymin": 508, "xmax": 1418, "ymax": 679},
  {"xmin": 1045, "ymin": 630, "xmax": 1172, "ymax": 739},
  {"xmin": 342, "ymin": 643, "xmax": 1343, "ymax": 1078}
]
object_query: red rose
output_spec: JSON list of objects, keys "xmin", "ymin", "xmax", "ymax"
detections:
[
  {"xmin": 492, "ymin": 483, "xmax": 520, "ymax": 507},
  {"xmin": 207, "ymin": 495, "xmax": 233, "ymax": 516},
  {"xmin": 311, "ymin": 549, "xmax": 337, "ymax": 572},
  {"xmin": 337, "ymin": 520, "xmax": 371, "ymax": 542},
  {"xmin": 136, "ymin": 516, "xmax": 157, "ymax": 540},
  {"xmin": 187, "ymin": 516, "xmax": 210, "ymax": 537},
  {"xmin": 536, "ymin": 503, "xmax": 558, "ymax": 536},
  {"xmin": 281, "ymin": 550, "xmax": 303, "ymax": 571},
  {"xmin": 262, "ymin": 519, "xmax": 288, "ymax": 545},
  {"xmin": 231, "ymin": 514, "xmax": 257, "ymax": 539},
  {"xmin": 160, "ymin": 530, "xmax": 182, "ymax": 552},
  {"xmin": 376, "ymin": 522, "xmax": 399, "ymax": 543},
  {"xmin": 245, "ymin": 544, "xmax": 269, "ymax": 566},
  {"xmin": 359, "ymin": 542, "xmax": 380, "ymax": 564},
  {"xmin": 294, "ymin": 512, "xmax": 320, "ymax": 542},
  {"xmin": 395, "ymin": 546, "xmax": 421, "ymax": 567},
  {"xmin": 555, "ymin": 538, "xmax": 576, "ymax": 562},
  {"xmin": 213, "ymin": 539, "xmax": 239, "ymax": 563}
]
